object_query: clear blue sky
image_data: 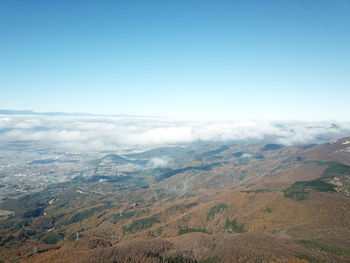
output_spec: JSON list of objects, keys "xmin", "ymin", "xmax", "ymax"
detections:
[{"xmin": 0, "ymin": 0, "xmax": 349, "ymax": 120}]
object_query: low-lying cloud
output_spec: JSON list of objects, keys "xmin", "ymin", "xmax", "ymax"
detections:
[
  {"xmin": 149, "ymin": 157, "xmax": 170, "ymax": 168},
  {"xmin": 0, "ymin": 114, "xmax": 350, "ymax": 151}
]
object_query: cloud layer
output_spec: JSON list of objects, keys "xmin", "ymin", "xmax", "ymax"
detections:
[{"xmin": 1, "ymin": 114, "xmax": 350, "ymax": 151}]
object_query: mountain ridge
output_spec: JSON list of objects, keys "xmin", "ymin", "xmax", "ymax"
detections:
[{"xmin": 0, "ymin": 137, "xmax": 350, "ymax": 262}]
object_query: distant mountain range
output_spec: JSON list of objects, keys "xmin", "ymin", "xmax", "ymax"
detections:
[
  {"xmin": 0, "ymin": 109, "xmax": 160, "ymax": 118},
  {"xmin": 0, "ymin": 109, "xmax": 94, "ymax": 116}
]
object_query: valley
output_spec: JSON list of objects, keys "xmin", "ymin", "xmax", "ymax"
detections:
[{"xmin": 0, "ymin": 138, "xmax": 350, "ymax": 262}]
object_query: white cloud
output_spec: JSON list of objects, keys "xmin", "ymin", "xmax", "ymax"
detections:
[
  {"xmin": 149, "ymin": 157, "xmax": 170, "ymax": 168},
  {"xmin": 0, "ymin": 114, "xmax": 349, "ymax": 151}
]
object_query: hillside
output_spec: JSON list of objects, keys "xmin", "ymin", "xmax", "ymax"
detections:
[{"xmin": 0, "ymin": 138, "xmax": 350, "ymax": 263}]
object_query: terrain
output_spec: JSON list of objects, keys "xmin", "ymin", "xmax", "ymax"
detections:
[{"xmin": 0, "ymin": 137, "xmax": 350, "ymax": 263}]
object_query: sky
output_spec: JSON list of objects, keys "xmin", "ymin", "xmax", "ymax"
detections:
[{"xmin": 0, "ymin": 0, "xmax": 349, "ymax": 121}]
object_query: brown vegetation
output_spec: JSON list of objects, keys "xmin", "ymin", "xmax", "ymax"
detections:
[{"xmin": 1, "ymin": 137, "xmax": 350, "ymax": 263}]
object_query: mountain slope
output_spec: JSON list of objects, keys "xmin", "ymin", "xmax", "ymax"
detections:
[{"xmin": 0, "ymin": 138, "xmax": 350, "ymax": 263}]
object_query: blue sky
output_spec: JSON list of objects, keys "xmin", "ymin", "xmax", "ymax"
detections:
[{"xmin": 0, "ymin": 0, "xmax": 349, "ymax": 120}]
